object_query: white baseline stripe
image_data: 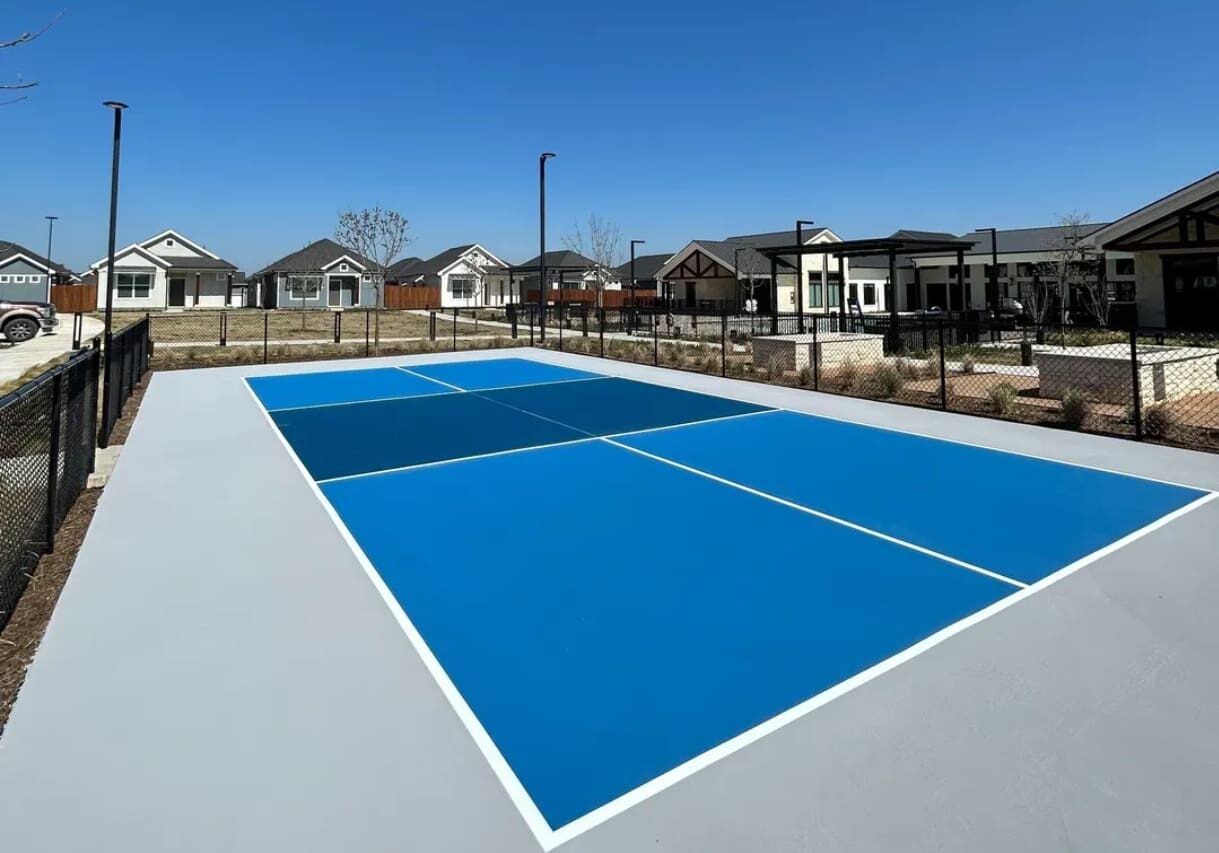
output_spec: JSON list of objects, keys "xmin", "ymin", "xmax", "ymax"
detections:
[
  {"xmin": 545, "ymin": 490, "xmax": 1219, "ymax": 847},
  {"xmin": 601, "ymin": 436, "xmax": 1026, "ymax": 590},
  {"xmin": 242, "ymin": 379, "xmax": 557, "ymax": 848}
]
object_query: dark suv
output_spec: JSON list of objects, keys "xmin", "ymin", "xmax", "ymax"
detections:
[{"xmin": 0, "ymin": 300, "xmax": 58, "ymax": 344}]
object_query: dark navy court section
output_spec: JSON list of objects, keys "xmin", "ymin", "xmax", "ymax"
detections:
[
  {"xmin": 404, "ymin": 357, "xmax": 600, "ymax": 390},
  {"xmin": 259, "ymin": 369, "xmax": 769, "ymax": 481},
  {"xmin": 619, "ymin": 411, "xmax": 1207, "ymax": 585},
  {"xmin": 321, "ymin": 440, "xmax": 1015, "ymax": 830},
  {"xmin": 247, "ymin": 366, "xmax": 447, "ymax": 410}
]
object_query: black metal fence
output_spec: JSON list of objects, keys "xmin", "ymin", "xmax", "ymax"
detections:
[
  {"xmin": 0, "ymin": 348, "xmax": 101, "ymax": 630},
  {"xmin": 99, "ymin": 315, "xmax": 151, "ymax": 448},
  {"xmin": 529, "ymin": 307, "xmax": 1219, "ymax": 454}
]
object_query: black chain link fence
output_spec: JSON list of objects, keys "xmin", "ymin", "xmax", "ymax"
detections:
[
  {"xmin": 0, "ymin": 348, "xmax": 101, "ymax": 630},
  {"xmin": 99, "ymin": 316, "xmax": 152, "ymax": 448},
  {"xmin": 527, "ymin": 305, "xmax": 1219, "ymax": 454}
]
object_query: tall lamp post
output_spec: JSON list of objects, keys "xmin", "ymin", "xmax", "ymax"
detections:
[
  {"xmin": 979, "ymin": 226, "xmax": 998, "ymax": 315},
  {"xmin": 100, "ymin": 101, "xmax": 128, "ymax": 449},
  {"xmin": 44, "ymin": 214, "xmax": 58, "ymax": 294},
  {"xmin": 538, "ymin": 152, "xmax": 555, "ymax": 342},
  {"xmin": 629, "ymin": 239, "xmax": 645, "ymax": 326},
  {"xmin": 795, "ymin": 218, "xmax": 815, "ymax": 332}
]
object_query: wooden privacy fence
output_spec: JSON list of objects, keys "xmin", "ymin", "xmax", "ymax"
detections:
[
  {"xmin": 50, "ymin": 284, "xmax": 98, "ymax": 313},
  {"xmin": 383, "ymin": 284, "xmax": 441, "ymax": 309},
  {"xmin": 525, "ymin": 288, "xmax": 657, "ymax": 308}
]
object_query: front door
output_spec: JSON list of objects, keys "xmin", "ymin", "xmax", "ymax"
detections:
[
  {"xmin": 168, "ymin": 277, "xmax": 186, "ymax": 307},
  {"xmin": 328, "ymin": 277, "xmax": 342, "ymax": 307},
  {"xmin": 1163, "ymin": 254, "xmax": 1219, "ymax": 330},
  {"xmin": 683, "ymin": 281, "xmax": 696, "ymax": 309}
]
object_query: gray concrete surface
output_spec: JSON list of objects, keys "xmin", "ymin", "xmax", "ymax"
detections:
[
  {"xmin": 1, "ymin": 347, "xmax": 1217, "ymax": 853},
  {"xmin": 0, "ymin": 314, "xmax": 102, "ymax": 385}
]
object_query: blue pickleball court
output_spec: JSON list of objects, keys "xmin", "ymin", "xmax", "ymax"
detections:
[{"xmin": 246, "ymin": 355, "xmax": 1209, "ymax": 838}]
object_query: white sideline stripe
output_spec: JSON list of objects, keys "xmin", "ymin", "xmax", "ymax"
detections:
[
  {"xmin": 545, "ymin": 490, "xmax": 1219, "ymax": 848},
  {"xmin": 243, "ymin": 380, "xmax": 556, "ymax": 847},
  {"xmin": 540, "ymin": 352, "xmax": 1217, "ymax": 495},
  {"xmin": 265, "ymin": 372, "xmax": 608, "ymax": 412},
  {"xmin": 601, "ymin": 437, "xmax": 1027, "ymax": 590},
  {"xmin": 244, "ymin": 370, "xmax": 1219, "ymax": 852},
  {"xmin": 315, "ymin": 409, "xmax": 775, "ymax": 484}
]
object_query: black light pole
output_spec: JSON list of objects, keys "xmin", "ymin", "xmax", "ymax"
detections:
[
  {"xmin": 44, "ymin": 215, "xmax": 58, "ymax": 296},
  {"xmin": 980, "ymin": 226, "xmax": 998, "ymax": 314},
  {"xmin": 101, "ymin": 101, "xmax": 127, "ymax": 447},
  {"xmin": 795, "ymin": 219, "xmax": 815, "ymax": 332},
  {"xmin": 538, "ymin": 152, "xmax": 555, "ymax": 342},
  {"xmin": 629, "ymin": 239, "xmax": 645, "ymax": 326}
]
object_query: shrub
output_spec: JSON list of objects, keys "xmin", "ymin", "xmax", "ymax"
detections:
[
  {"xmin": 727, "ymin": 360, "xmax": 745, "ymax": 378},
  {"xmin": 838, "ymin": 357, "xmax": 860, "ymax": 391},
  {"xmin": 1143, "ymin": 402, "xmax": 1179, "ymax": 438},
  {"xmin": 703, "ymin": 354, "xmax": 719, "ymax": 374},
  {"xmin": 988, "ymin": 382, "xmax": 1018, "ymax": 415},
  {"xmin": 896, "ymin": 358, "xmax": 925, "ymax": 380},
  {"xmin": 961, "ymin": 353, "xmax": 976, "ymax": 374},
  {"xmin": 765, "ymin": 354, "xmax": 785, "ymax": 381},
  {"xmin": 872, "ymin": 363, "xmax": 905, "ymax": 397},
  {"xmin": 1060, "ymin": 389, "xmax": 1088, "ymax": 428},
  {"xmin": 796, "ymin": 365, "xmax": 813, "ymax": 386}
]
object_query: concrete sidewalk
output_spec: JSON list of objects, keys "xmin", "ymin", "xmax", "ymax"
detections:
[{"xmin": 0, "ymin": 314, "xmax": 103, "ymax": 386}]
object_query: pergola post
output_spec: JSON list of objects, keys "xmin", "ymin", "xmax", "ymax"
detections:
[
  {"xmin": 912, "ymin": 265, "xmax": 922, "ymax": 311},
  {"xmin": 887, "ymin": 249, "xmax": 901, "ymax": 353},
  {"xmin": 769, "ymin": 256, "xmax": 779, "ymax": 335},
  {"xmin": 956, "ymin": 249, "xmax": 966, "ymax": 310},
  {"xmin": 795, "ymin": 251, "xmax": 805, "ymax": 333},
  {"xmin": 837, "ymin": 254, "xmax": 846, "ymax": 331}
]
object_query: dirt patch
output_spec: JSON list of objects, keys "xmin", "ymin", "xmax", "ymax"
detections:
[{"xmin": 0, "ymin": 489, "xmax": 100, "ymax": 739}]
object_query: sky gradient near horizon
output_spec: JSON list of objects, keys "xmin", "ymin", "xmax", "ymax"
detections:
[{"xmin": 2, "ymin": 0, "xmax": 1217, "ymax": 274}]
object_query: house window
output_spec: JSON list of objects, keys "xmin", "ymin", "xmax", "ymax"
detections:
[
  {"xmin": 1016, "ymin": 262, "xmax": 1035, "ymax": 277},
  {"xmin": 984, "ymin": 263, "xmax": 1009, "ymax": 278},
  {"xmin": 215, "ymin": 272, "xmax": 226, "ymax": 281},
  {"xmin": 166, "ymin": 238, "xmax": 175, "ymax": 246},
  {"xmin": 339, "ymin": 263, "xmax": 349, "ymax": 272},
  {"xmin": 1114, "ymin": 258, "xmax": 1135, "ymax": 276},
  {"xmin": 13, "ymin": 275, "xmax": 25, "ymax": 283},
  {"xmin": 807, "ymin": 272, "xmax": 822, "ymax": 308},
  {"xmin": 287, "ymin": 274, "xmax": 321, "ymax": 299},
  {"xmin": 863, "ymin": 283, "xmax": 876, "ymax": 306},
  {"xmin": 849, "ymin": 283, "xmax": 859, "ymax": 302},
  {"xmin": 451, "ymin": 276, "xmax": 476, "ymax": 299},
  {"xmin": 116, "ymin": 272, "xmax": 152, "ymax": 298},
  {"xmin": 0, "ymin": 275, "xmax": 8, "ymax": 283},
  {"xmin": 362, "ymin": 274, "xmax": 371, "ymax": 282}
]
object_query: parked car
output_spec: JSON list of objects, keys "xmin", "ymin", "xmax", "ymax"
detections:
[
  {"xmin": 989, "ymin": 297, "xmax": 1032, "ymax": 329},
  {"xmin": 0, "ymin": 300, "xmax": 58, "ymax": 344}
]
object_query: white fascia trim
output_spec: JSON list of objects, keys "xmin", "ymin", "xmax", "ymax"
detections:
[{"xmin": 139, "ymin": 228, "xmax": 220, "ymax": 259}]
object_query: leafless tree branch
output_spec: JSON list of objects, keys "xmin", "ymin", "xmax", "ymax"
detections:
[
  {"xmin": 564, "ymin": 214, "xmax": 623, "ymax": 294},
  {"xmin": 2, "ymin": 12, "xmax": 63, "ymax": 106}
]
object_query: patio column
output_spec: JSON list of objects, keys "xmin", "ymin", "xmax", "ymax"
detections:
[
  {"xmin": 769, "ymin": 256, "xmax": 779, "ymax": 335},
  {"xmin": 887, "ymin": 249, "xmax": 901, "ymax": 353},
  {"xmin": 956, "ymin": 249, "xmax": 967, "ymax": 310},
  {"xmin": 194, "ymin": 273, "xmax": 200, "ymax": 308},
  {"xmin": 226, "ymin": 273, "xmax": 233, "ymax": 307},
  {"xmin": 837, "ymin": 254, "xmax": 846, "ymax": 330}
]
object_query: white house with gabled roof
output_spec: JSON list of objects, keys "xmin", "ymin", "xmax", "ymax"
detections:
[{"xmin": 90, "ymin": 229, "xmax": 241, "ymax": 310}]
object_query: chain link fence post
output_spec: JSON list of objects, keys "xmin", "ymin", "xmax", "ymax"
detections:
[
  {"xmin": 263, "ymin": 312, "xmax": 269, "ymax": 364},
  {"xmin": 721, "ymin": 312, "xmax": 727, "ymax": 377},
  {"xmin": 44, "ymin": 370, "xmax": 64, "ymax": 553},
  {"xmin": 364, "ymin": 310, "xmax": 371, "ymax": 357},
  {"xmin": 812, "ymin": 314, "xmax": 820, "ymax": 391},
  {"xmin": 938, "ymin": 318, "xmax": 948, "ymax": 410},
  {"xmin": 1129, "ymin": 323, "xmax": 1143, "ymax": 440},
  {"xmin": 653, "ymin": 309, "xmax": 659, "ymax": 366},
  {"xmin": 452, "ymin": 307, "xmax": 458, "ymax": 351}
]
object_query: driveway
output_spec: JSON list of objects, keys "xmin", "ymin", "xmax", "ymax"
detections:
[{"xmin": 0, "ymin": 314, "xmax": 104, "ymax": 387}]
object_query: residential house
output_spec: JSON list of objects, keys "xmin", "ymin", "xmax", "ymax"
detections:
[
  {"xmin": 656, "ymin": 228, "xmax": 845, "ymax": 312},
  {"xmin": 613, "ymin": 253, "xmax": 674, "ymax": 296},
  {"xmin": 253, "ymin": 239, "xmax": 378, "ymax": 309},
  {"xmin": 89, "ymin": 229, "xmax": 241, "ymax": 310},
  {"xmin": 1083, "ymin": 169, "xmax": 1219, "ymax": 330},
  {"xmin": 0, "ymin": 241, "xmax": 72, "ymax": 303},
  {"xmin": 511, "ymin": 250, "xmax": 610, "ymax": 300},
  {"xmin": 390, "ymin": 244, "xmax": 512, "ymax": 307}
]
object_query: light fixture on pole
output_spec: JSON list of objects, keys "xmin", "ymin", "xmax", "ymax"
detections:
[
  {"xmin": 538, "ymin": 152, "xmax": 556, "ymax": 342},
  {"xmin": 100, "ymin": 100, "xmax": 128, "ymax": 450}
]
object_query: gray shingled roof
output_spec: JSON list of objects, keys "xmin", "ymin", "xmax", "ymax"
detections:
[
  {"xmin": 163, "ymin": 256, "xmax": 237, "ymax": 271},
  {"xmin": 386, "ymin": 256, "xmax": 423, "ymax": 276},
  {"xmin": 691, "ymin": 240, "xmax": 797, "ymax": 274},
  {"xmin": 255, "ymin": 238, "xmax": 375, "ymax": 275},
  {"xmin": 389, "ymin": 245, "xmax": 504, "ymax": 286},
  {"xmin": 0, "ymin": 240, "xmax": 73, "ymax": 276},
  {"xmin": 513, "ymin": 250, "xmax": 596, "ymax": 269},
  {"xmin": 956, "ymin": 223, "xmax": 1110, "ymax": 256},
  {"xmin": 612, "ymin": 253, "xmax": 673, "ymax": 282},
  {"xmin": 722, "ymin": 227, "xmax": 831, "ymax": 247}
]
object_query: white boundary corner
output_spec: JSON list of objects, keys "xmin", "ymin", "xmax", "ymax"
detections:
[{"xmin": 241, "ymin": 357, "xmax": 1219, "ymax": 852}]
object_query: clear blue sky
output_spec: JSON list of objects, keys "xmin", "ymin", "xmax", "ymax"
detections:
[{"xmin": 2, "ymin": 0, "xmax": 1216, "ymax": 273}]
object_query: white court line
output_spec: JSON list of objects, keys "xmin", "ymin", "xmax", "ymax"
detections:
[
  {"xmin": 316, "ymin": 409, "xmax": 774, "ymax": 485},
  {"xmin": 243, "ymin": 380, "xmax": 556, "ymax": 847},
  {"xmin": 601, "ymin": 437, "xmax": 1026, "ymax": 590},
  {"xmin": 544, "ymin": 489, "xmax": 1219, "ymax": 848},
  {"xmin": 535, "ymin": 352, "xmax": 1217, "ymax": 495},
  {"xmin": 266, "ymin": 373, "xmax": 607, "ymax": 413},
  {"xmin": 243, "ymin": 373, "xmax": 1219, "ymax": 851}
]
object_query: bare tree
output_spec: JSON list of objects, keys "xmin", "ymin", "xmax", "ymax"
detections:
[
  {"xmin": 1035, "ymin": 211, "xmax": 1103, "ymax": 326},
  {"xmin": 563, "ymin": 214, "xmax": 623, "ymax": 299},
  {"xmin": 2, "ymin": 13, "xmax": 61, "ymax": 106},
  {"xmin": 334, "ymin": 207, "xmax": 412, "ymax": 309}
]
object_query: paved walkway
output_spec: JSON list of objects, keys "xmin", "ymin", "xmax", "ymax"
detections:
[{"xmin": 0, "ymin": 314, "xmax": 102, "ymax": 386}]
